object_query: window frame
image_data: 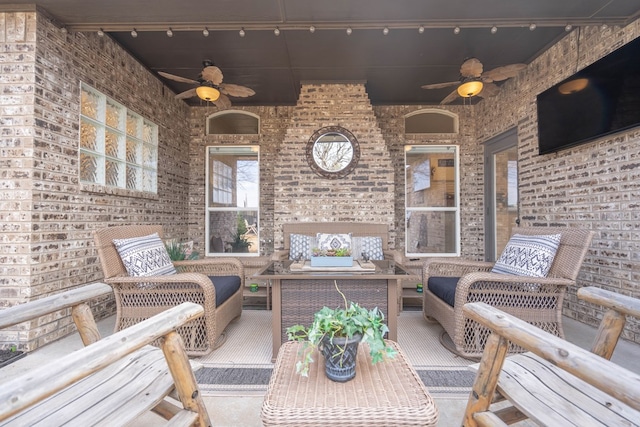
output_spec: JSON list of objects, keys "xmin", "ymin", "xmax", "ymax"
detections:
[
  {"xmin": 79, "ymin": 83, "xmax": 158, "ymax": 194},
  {"xmin": 205, "ymin": 145, "xmax": 260, "ymax": 257},
  {"xmin": 405, "ymin": 145, "xmax": 460, "ymax": 257}
]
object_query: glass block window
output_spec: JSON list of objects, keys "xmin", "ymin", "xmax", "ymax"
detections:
[{"xmin": 79, "ymin": 83, "xmax": 158, "ymax": 193}]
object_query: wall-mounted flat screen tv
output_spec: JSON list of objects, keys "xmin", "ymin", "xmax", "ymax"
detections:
[{"xmin": 537, "ymin": 36, "xmax": 640, "ymax": 155}]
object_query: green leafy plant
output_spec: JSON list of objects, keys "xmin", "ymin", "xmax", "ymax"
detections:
[
  {"xmin": 286, "ymin": 281, "xmax": 397, "ymax": 377},
  {"xmin": 164, "ymin": 240, "xmax": 199, "ymax": 261},
  {"xmin": 311, "ymin": 247, "xmax": 352, "ymax": 257},
  {"xmin": 229, "ymin": 231, "xmax": 253, "ymax": 252}
]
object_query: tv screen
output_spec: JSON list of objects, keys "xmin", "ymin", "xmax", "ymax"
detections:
[{"xmin": 537, "ymin": 37, "xmax": 640, "ymax": 155}]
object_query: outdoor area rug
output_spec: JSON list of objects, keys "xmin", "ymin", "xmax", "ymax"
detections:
[{"xmin": 196, "ymin": 309, "xmax": 475, "ymax": 397}]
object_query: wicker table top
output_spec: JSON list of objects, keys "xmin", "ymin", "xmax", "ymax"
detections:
[{"xmin": 261, "ymin": 340, "xmax": 439, "ymax": 426}]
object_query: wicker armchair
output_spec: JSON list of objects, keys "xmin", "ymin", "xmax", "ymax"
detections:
[
  {"xmin": 93, "ymin": 225, "xmax": 243, "ymax": 356},
  {"xmin": 423, "ymin": 226, "xmax": 594, "ymax": 359}
]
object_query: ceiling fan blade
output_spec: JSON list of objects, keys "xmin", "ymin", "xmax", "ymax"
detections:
[
  {"xmin": 482, "ymin": 63, "xmax": 526, "ymax": 81},
  {"xmin": 158, "ymin": 71, "xmax": 199, "ymax": 85},
  {"xmin": 440, "ymin": 88, "xmax": 460, "ymax": 105},
  {"xmin": 219, "ymin": 83, "xmax": 255, "ymax": 97},
  {"xmin": 477, "ymin": 82, "xmax": 500, "ymax": 98},
  {"xmin": 201, "ymin": 66, "xmax": 223, "ymax": 85},
  {"xmin": 460, "ymin": 58, "xmax": 483, "ymax": 78},
  {"xmin": 421, "ymin": 81, "xmax": 459, "ymax": 90},
  {"xmin": 175, "ymin": 88, "xmax": 197, "ymax": 99},
  {"xmin": 213, "ymin": 93, "xmax": 232, "ymax": 109}
]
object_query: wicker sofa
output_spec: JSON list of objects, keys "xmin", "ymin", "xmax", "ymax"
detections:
[
  {"xmin": 93, "ymin": 224, "xmax": 243, "ymax": 356},
  {"xmin": 423, "ymin": 226, "xmax": 595, "ymax": 359},
  {"xmin": 272, "ymin": 222, "xmax": 403, "ymax": 262}
]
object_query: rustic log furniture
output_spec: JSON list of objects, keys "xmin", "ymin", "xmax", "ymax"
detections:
[
  {"xmin": 462, "ymin": 286, "xmax": 640, "ymax": 426},
  {"xmin": 261, "ymin": 340, "xmax": 439, "ymax": 426},
  {"xmin": 0, "ymin": 283, "xmax": 211, "ymax": 427},
  {"xmin": 93, "ymin": 224, "xmax": 244, "ymax": 356},
  {"xmin": 423, "ymin": 226, "xmax": 594, "ymax": 358}
]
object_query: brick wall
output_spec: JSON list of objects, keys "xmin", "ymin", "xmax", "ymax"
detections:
[
  {"xmin": 0, "ymin": 11, "xmax": 191, "ymax": 350},
  {"xmin": 474, "ymin": 22, "xmax": 640, "ymax": 342},
  {"xmin": 272, "ymin": 83, "xmax": 395, "ymax": 249}
]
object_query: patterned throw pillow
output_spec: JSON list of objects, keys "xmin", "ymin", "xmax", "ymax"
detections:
[
  {"xmin": 491, "ymin": 233, "xmax": 561, "ymax": 278},
  {"xmin": 316, "ymin": 233, "xmax": 352, "ymax": 251},
  {"xmin": 113, "ymin": 233, "xmax": 177, "ymax": 278},
  {"xmin": 289, "ymin": 234, "xmax": 316, "ymax": 260},
  {"xmin": 352, "ymin": 236, "xmax": 385, "ymax": 260}
]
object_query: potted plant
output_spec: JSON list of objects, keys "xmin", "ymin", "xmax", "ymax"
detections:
[
  {"xmin": 229, "ymin": 231, "xmax": 253, "ymax": 253},
  {"xmin": 310, "ymin": 247, "xmax": 353, "ymax": 267},
  {"xmin": 164, "ymin": 240, "xmax": 199, "ymax": 261},
  {"xmin": 287, "ymin": 281, "xmax": 397, "ymax": 382}
]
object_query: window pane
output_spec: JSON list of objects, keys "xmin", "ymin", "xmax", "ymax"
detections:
[
  {"xmin": 126, "ymin": 138, "xmax": 140, "ymax": 163},
  {"xmin": 106, "ymin": 101, "xmax": 122, "ymax": 129},
  {"xmin": 126, "ymin": 113, "xmax": 140, "ymax": 137},
  {"xmin": 81, "ymin": 89, "xmax": 100, "ymax": 120},
  {"xmin": 406, "ymin": 211, "xmax": 457, "ymax": 254},
  {"xmin": 126, "ymin": 165, "xmax": 140, "ymax": 190},
  {"xmin": 80, "ymin": 121, "xmax": 98, "ymax": 151},
  {"xmin": 208, "ymin": 211, "xmax": 259, "ymax": 254},
  {"xmin": 105, "ymin": 159, "xmax": 121, "ymax": 187},
  {"xmin": 142, "ymin": 143, "xmax": 156, "ymax": 168},
  {"xmin": 406, "ymin": 151, "xmax": 456, "ymax": 208},
  {"xmin": 80, "ymin": 152, "xmax": 98, "ymax": 183},
  {"xmin": 105, "ymin": 129, "xmax": 121, "ymax": 158}
]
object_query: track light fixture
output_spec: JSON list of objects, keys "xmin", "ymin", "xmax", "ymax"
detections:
[
  {"xmin": 490, "ymin": 26, "xmax": 498, "ymax": 34},
  {"xmin": 239, "ymin": 27, "xmax": 245, "ymax": 37},
  {"xmin": 453, "ymin": 26, "xmax": 461, "ymax": 34},
  {"xmin": 203, "ymin": 27, "xmax": 209, "ymax": 37},
  {"xmin": 166, "ymin": 28, "xmax": 173, "ymax": 37},
  {"xmin": 346, "ymin": 27, "xmax": 352, "ymax": 35},
  {"xmin": 274, "ymin": 27, "xmax": 280, "ymax": 36},
  {"xmin": 382, "ymin": 27, "xmax": 389, "ymax": 35},
  {"xmin": 131, "ymin": 29, "xmax": 138, "ymax": 38},
  {"xmin": 97, "ymin": 28, "xmax": 104, "ymax": 37},
  {"xmin": 309, "ymin": 25, "xmax": 315, "ymax": 33}
]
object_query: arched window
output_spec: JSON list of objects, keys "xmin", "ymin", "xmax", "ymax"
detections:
[
  {"xmin": 405, "ymin": 109, "xmax": 458, "ymax": 134},
  {"xmin": 206, "ymin": 110, "xmax": 260, "ymax": 135}
]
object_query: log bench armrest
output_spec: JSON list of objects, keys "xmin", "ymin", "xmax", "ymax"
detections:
[
  {"xmin": 0, "ymin": 283, "xmax": 211, "ymax": 426},
  {"xmin": 462, "ymin": 299, "xmax": 640, "ymax": 427}
]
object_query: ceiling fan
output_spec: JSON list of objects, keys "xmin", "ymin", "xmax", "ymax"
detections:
[
  {"xmin": 158, "ymin": 60, "xmax": 255, "ymax": 108},
  {"xmin": 421, "ymin": 57, "xmax": 526, "ymax": 104}
]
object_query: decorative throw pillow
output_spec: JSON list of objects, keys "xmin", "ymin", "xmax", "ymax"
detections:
[
  {"xmin": 352, "ymin": 236, "xmax": 385, "ymax": 260},
  {"xmin": 113, "ymin": 233, "xmax": 177, "ymax": 278},
  {"xmin": 289, "ymin": 234, "xmax": 316, "ymax": 260},
  {"xmin": 491, "ymin": 233, "xmax": 561, "ymax": 278},
  {"xmin": 316, "ymin": 233, "xmax": 352, "ymax": 251}
]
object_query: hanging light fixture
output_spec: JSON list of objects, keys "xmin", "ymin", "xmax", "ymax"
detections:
[
  {"xmin": 196, "ymin": 85, "xmax": 221, "ymax": 102},
  {"xmin": 457, "ymin": 79, "xmax": 484, "ymax": 98}
]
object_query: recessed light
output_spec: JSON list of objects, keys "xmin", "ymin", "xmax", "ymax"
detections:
[
  {"xmin": 274, "ymin": 27, "xmax": 280, "ymax": 36},
  {"xmin": 97, "ymin": 29, "xmax": 104, "ymax": 37},
  {"xmin": 529, "ymin": 23, "xmax": 537, "ymax": 31},
  {"xmin": 309, "ymin": 25, "xmax": 315, "ymax": 33},
  {"xmin": 453, "ymin": 26, "xmax": 461, "ymax": 34},
  {"xmin": 203, "ymin": 28, "xmax": 209, "ymax": 37},
  {"xmin": 346, "ymin": 27, "xmax": 352, "ymax": 35},
  {"xmin": 131, "ymin": 29, "xmax": 138, "ymax": 38},
  {"xmin": 418, "ymin": 25, "xmax": 425, "ymax": 34},
  {"xmin": 383, "ymin": 27, "xmax": 389, "ymax": 35},
  {"xmin": 490, "ymin": 26, "xmax": 498, "ymax": 34},
  {"xmin": 239, "ymin": 28, "xmax": 245, "ymax": 37},
  {"xmin": 166, "ymin": 28, "xmax": 173, "ymax": 37}
]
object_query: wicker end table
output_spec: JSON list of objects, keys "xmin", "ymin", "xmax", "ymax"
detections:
[{"xmin": 261, "ymin": 340, "xmax": 439, "ymax": 426}]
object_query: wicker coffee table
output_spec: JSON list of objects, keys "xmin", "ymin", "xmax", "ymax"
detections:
[{"xmin": 261, "ymin": 340, "xmax": 439, "ymax": 426}]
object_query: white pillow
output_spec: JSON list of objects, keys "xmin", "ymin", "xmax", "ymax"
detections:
[
  {"xmin": 316, "ymin": 233, "xmax": 352, "ymax": 252},
  {"xmin": 352, "ymin": 236, "xmax": 384, "ymax": 260},
  {"xmin": 491, "ymin": 233, "xmax": 561, "ymax": 278},
  {"xmin": 289, "ymin": 233, "xmax": 316, "ymax": 260},
  {"xmin": 113, "ymin": 232, "xmax": 177, "ymax": 277}
]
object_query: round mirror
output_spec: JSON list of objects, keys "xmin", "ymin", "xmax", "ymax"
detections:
[{"xmin": 306, "ymin": 126, "xmax": 360, "ymax": 179}]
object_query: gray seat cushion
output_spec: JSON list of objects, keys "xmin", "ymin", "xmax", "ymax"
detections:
[
  {"xmin": 427, "ymin": 277, "xmax": 460, "ymax": 307},
  {"xmin": 208, "ymin": 275, "xmax": 241, "ymax": 306}
]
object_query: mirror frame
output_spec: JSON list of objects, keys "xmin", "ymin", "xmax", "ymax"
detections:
[{"xmin": 305, "ymin": 126, "xmax": 360, "ymax": 179}]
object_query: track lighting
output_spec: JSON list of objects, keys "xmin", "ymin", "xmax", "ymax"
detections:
[
  {"xmin": 239, "ymin": 27, "xmax": 245, "ymax": 37},
  {"xmin": 166, "ymin": 28, "xmax": 173, "ymax": 37},
  {"xmin": 131, "ymin": 29, "xmax": 138, "ymax": 38},
  {"xmin": 529, "ymin": 23, "xmax": 537, "ymax": 31},
  {"xmin": 309, "ymin": 25, "xmax": 315, "ymax": 33},
  {"xmin": 203, "ymin": 27, "xmax": 209, "ymax": 37},
  {"xmin": 274, "ymin": 27, "xmax": 280, "ymax": 36},
  {"xmin": 490, "ymin": 26, "xmax": 498, "ymax": 34},
  {"xmin": 418, "ymin": 25, "xmax": 425, "ymax": 34},
  {"xmin": 453, "ymin": 26, "xmax": 461, "ymax": 34},
  {"xmin": 346, "ymin": 27, "xmax": 352, "ymax": 35},
  {"xmin": 97, "ymin": 28, "xmax": 104, "ymax": 37},
  {"xmin": 382, "ymin": 27, "xmax": 389, "ymax": 35}
]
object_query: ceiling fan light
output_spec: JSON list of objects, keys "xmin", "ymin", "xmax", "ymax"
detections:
[
  {"xmin": 558, "ymin": 78, "xmax": 588, "ymax": 95},
  {"xmin": 196, "ymin": 85, "xmax": 221, "ymax": 102},
  {"xmin": 457, "ymin": 80, "xmax": 484, "ymax": 98}
]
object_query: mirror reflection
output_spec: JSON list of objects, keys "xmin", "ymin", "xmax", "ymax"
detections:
[{"xmin": 312, "ymin": 132, "xmax": 353, "ymax": 172}]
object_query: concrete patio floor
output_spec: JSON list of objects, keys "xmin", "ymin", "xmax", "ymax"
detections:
[{"xmin": 2, "ymin": 311, "xmax": 639, "ymax": 426}]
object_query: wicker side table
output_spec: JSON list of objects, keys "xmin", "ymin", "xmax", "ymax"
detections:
[{"xmin": 261, "ymin": 340, "xmax": 439, "ymax": 426}]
